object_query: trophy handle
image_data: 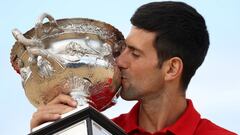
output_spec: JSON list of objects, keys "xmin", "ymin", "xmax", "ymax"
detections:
[
  {"xmin": 35, "ymin": 13, "xmax": 62, "ymax": 38},
  {"xmin": 12, "ymin": 13, "xmax": 65, "ymax": 79},
  {"xmin": 12, "ymin": 13, "xmax": 62, "ymax": 46}
]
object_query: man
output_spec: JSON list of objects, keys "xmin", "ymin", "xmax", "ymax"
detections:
[{"xmin": 30, "ymin": 1, "xmax": 237, "ymax": 135}]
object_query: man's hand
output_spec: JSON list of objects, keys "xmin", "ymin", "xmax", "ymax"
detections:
[{"xmin": 30, "ymin": 94, "xmax": 77, "ymax": 130}]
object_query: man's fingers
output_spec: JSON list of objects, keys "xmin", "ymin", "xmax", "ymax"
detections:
[
  {"xmin": 38, "ymin": 104, "xmax": 75, "ymax": 114},
  {"xmin": 30, "ymin": 104, "xmax": 76, "ymax": 129},
  {"xmin": 49, "ymin": 94, "xmax": 77, "ymax": 107},
  {"xmin": 31, "ymin": 112, "xmax": 60, "ymax": 130},
  {"xmin": 30, "ymin": 94, "xmax": 78, "ymax": 130},
  {"xmin": 46, "ymin": 104, "xmax": 76, "ymax": 114}
]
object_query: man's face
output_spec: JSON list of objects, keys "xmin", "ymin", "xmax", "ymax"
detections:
[{"xmin": 116, "ymin": 27, "xmax": 165, "ymax": 100}]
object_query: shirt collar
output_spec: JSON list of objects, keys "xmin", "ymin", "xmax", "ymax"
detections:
[
  {"xmin": 123, "ymin": 99, "xmax": 201, "ymax": 135},
  {"xmin": 123, "ymin": 101, "xmax": 141, "ymax": 133}
]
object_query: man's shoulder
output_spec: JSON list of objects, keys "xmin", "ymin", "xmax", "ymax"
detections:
[{"xmin": 195, "ymin": 118, "xmax": 237, "ymax": 135}]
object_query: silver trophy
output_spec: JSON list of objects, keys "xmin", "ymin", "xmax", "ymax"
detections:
[{"xmin": 11, "ymin": 13, "xmax": 126, "ymax": 135}]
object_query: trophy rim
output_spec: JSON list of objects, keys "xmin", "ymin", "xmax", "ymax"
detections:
[{"xmin": 10, "ymin": 17, "xmax": 125, "ymax": 74}]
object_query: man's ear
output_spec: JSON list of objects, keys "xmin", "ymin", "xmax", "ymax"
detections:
[{"xmin": 163, "ymin": 57, "xmax": 183, "ymax": 81}]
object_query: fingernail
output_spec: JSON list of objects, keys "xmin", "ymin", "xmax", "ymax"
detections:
[
  {"xmin": 72, "ymin": 100, "xmax": 77, "ymax": 106},
  {"xmin": 54, "ymin": 114, "xmax": 60, "ymax": 119}
]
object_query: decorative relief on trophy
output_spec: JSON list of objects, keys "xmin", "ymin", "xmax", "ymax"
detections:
[{"xmin": 11, "ymin": 13, "xmax": 125, "ymax": 111}]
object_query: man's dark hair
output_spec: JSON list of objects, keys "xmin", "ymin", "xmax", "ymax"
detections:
[{"xmin": 130, "ymin": 1, "xmax": 209, "ymax": 90}]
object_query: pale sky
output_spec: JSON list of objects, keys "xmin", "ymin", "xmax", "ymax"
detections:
[{"xmin": 0, "ymin": 0, "xmax": 239, "ymax": 134}]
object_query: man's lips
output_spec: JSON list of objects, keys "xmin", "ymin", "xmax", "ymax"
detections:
[
  {"xmin": 121, "ymin": 76, "xmax": 128, "ymax": 85},
  {"xmin": 120, "ymin": 71, "xmax": 128, "ymax": 83},
  {"xmin": 121, "ymin": 76, "xmax": 127, "ymax": 79},
  {"xmin": 121, "ymin": 75, "xmax": 128, "ymax": 80}
]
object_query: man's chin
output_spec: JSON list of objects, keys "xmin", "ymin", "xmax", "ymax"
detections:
[
  {"xmin": 120, "ymin": 91, "xmax": 137, "ymax": 101},
  {"xmin": 121, "ymin": 97, "xmax": 136, "ymax": 101}
]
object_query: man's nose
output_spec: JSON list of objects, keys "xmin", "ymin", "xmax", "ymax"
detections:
[{"xmin": 116, "ymin": 49, "xmax": 128, "ymax": 69}]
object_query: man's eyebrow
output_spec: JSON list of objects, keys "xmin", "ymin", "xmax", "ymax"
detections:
[{"xmin": 127, "ymin": 45, "xmax": 143, "ymax": 54}]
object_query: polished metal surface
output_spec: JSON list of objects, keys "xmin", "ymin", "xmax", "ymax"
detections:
[{"xmin": 11, "ymin": 13, "xmax": 125, "ymax": 111}]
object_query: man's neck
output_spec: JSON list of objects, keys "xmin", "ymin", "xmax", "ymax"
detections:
[{"xmin": 138, "ymin": 90, "xmax": 187, "ymax": 133}]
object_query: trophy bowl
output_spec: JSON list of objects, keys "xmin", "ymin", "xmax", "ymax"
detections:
[{"xmin": 11, "ymin": 13, "xmax": 125, "ymax": 111}]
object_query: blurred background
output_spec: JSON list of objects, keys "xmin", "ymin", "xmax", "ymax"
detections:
[{"xmin": 0, "ymin": 0, "xmax": 239, "ymax": 134}]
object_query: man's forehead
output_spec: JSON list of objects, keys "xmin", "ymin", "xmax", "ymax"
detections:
[{"xmin": 125, "ymin": 26, "xmax": 156, "ymax": 49}]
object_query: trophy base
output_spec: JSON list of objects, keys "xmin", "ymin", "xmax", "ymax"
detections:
[{"xmin": 29, "ymin": 106, "xmax": 126, "ymax": 135}]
